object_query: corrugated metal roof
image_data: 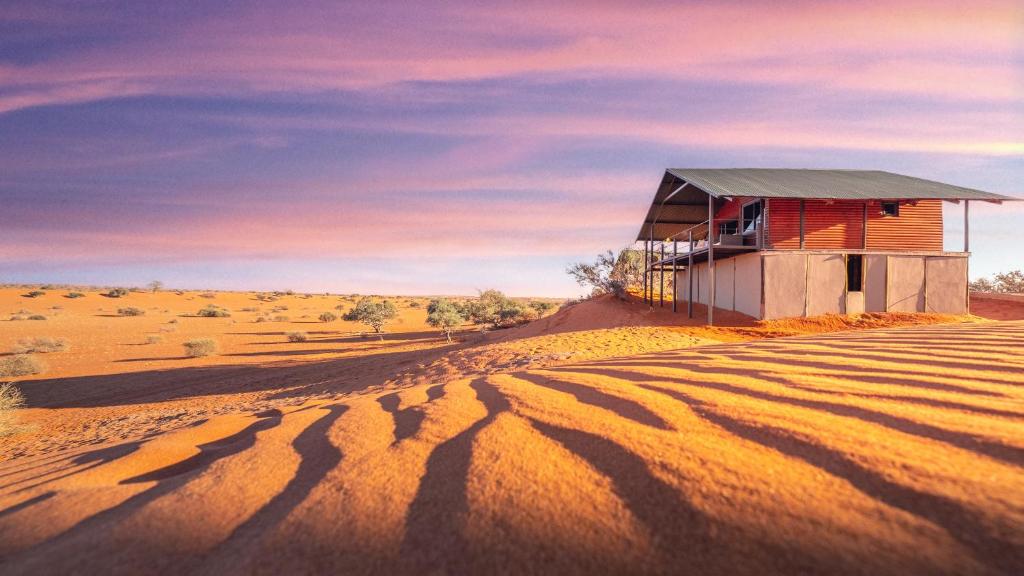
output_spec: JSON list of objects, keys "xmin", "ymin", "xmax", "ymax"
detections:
[{"xmin": 666, "ymin": 168, "xmax": 1015, "ymax": 201}]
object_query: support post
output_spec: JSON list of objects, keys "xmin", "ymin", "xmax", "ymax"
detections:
[
  {"xmin": 964, "ymin": 200, "xmax": 970, "ymax": 252},
  {"xmin": 659, "ymin": 243, "xmax": 665, "ymax": 307},
  {"xmin": 799, "ymin": 199, "xmax": 805, "ymax": 249},
  {"xmin": 642, "ymin": 240, "xmax": 648, "ymax": 304},
  {"xmin": 862, "ymin": 202, "xmax": 868, "ymax": 249},
  {"xmin": 648, "ymin": 226, "xmax": 655, "ymax": 306},
  {"xmin": 672, "ymin": 240, "xmax": 678, "ymax": 313},
  {"xmin": 965, "ymin": 200, "xmax": 970, "ymax": 315},
  {"xmin": 687, "ymin": 232, "xmax": 693, "ymax": 318},
  {"xmin": 708, "ymin": 195, "xmax": 715, "ymax": 326}
]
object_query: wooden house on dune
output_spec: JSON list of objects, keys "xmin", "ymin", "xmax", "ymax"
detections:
[{"xmin": 636, "ymin": 169, "xmax": 1015, "ymax": 323}]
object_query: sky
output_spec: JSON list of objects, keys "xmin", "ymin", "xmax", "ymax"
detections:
[{"xmin": 0, "ymin": 0, "xmax": 1021, "ymax": 297}]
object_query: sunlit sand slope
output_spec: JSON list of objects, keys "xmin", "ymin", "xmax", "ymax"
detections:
[{"xmin": 1, "ymin": 321, "xmax": 1022, "ymax": 575}]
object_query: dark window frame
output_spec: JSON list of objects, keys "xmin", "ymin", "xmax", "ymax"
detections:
[
  {"xmin": 741, "ymin": 200, "xmax": 762, "ymax": 235},
  {"xmin": 846, "ymin": 254, "xmax": 864, "ymax": 293},
  {"xmin": 881, "ymin": 201, "xmax": 900, "ymax": 217}
]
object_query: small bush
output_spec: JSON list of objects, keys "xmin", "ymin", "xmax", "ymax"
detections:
[
  {"xmin": 12, "ymin": 337, "xmax": 68, "ymax": 354},
  {"xmin": 40, "ymin": 284, "xmax": 57, "ymax": 290},
  {"xmin": 287, "ymin": 331, "xmax": 309, "ymax": 342},
  {"xmin": 255, "ymin": 315, "xmax": 268, "ymax": 323},
  {"xmin": 27, "ymin": 314, "xmax": 47, "ymax": 321},
  {"xmin": 23, "ymin": 290, "xmax": 46, "ymax": 298},
  {"xmin": 273, "ymin": 315, "xmax": 290, "ymax": 322},
  {"xmin": 0, "ymin": 382, "xmax": 26, "ymax": 436},
  {"xmin": 318, "ymin": 311, "xmax": 337, "ymax": 323},
  {"xmin": 117, "ymin": 307, "xmax": 145, "ymax": 316},
  {"xmin": 65, "ymin": 292, "xmax": 85, "ymax": 299},
  {"xmin": 0, "ymin": 355, "xmax": 44, "ymax": 378},
  {"xmin": 105, "ymin": 288, "xmax": 129, "ymax": 298},
  {"xmin": 240, "ymin": 307, "xmax": 258, "ymax": 312},
  {"xmin": 168, "ymin": 318, "xmax": 179, "ymax": 324},
  {"xmin": 197, "ymin": 305, "xmax": 231, "ymax": 317},
  {"xmin": 183, "ymin": 338, "xmax": 218, "ymax": 357},
  {"xmin": 409, "ymin": 301, "xmax": 422, "ymax": 308},
  {"xmin": 146, "ymin": 334, "xmax": 163, "ymax": 344},
  {"xmin": 199, "ymin": 292, "xmax": 216, "ymax": 299},
  {"xmin": 9, "ymin": 314, "xmax": 26, "ymax": 321}
]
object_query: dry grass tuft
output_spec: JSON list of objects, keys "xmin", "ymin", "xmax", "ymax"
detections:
[
  {"xmin": 145, "ymin": 334, "xmax": 163, "ymax": 345},
  {"xmin": 117, "ymin": 307, "xmax": 145, "ymax": 317},
  {"xmin": 12, "ymin": 337, "xmax": 68, "ymax": 354},
  {"xmin": 183, "ymin": 338, "xmax": 218, "ymax": 357},
  {"xmin": 287, "ymin": 331, "xmax": 309, "ymax": 342},
  {"xmin": 0, "ymin": 355, "xmax": 45, "ymax": 378},
  {"xmin": 0, "ymin": 382, "xmax": 25, "ymax": 436}
]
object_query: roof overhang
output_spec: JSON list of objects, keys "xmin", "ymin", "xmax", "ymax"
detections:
[{"xmin": 636, "ymin": 168, "xmax": 1018, "ymax": 242}]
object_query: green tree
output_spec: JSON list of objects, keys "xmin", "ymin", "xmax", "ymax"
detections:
[
  {"xmin": 147, "ymin": 280, "xmax": 163, "ymax": 293},
  {"xmin": 426, "ymin": 299, "xmax": 467, "ymax": 342},
  {"xmin": 343, "ymin": 298, "xmax": 398, "ymax": 338},
  {"xmin": 566, "ymin": 248, "xmax": 645, "ymax": 299}
]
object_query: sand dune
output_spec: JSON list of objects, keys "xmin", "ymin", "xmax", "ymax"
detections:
[{"xmin": 1, "ymin": 288, "xmax": 1022, "ymax": 574}]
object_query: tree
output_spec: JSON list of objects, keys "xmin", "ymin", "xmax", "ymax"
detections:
[
  {"xmin": 343, "ymin": 298, "xmax": 397, "ymax": 338},
  {"xmin": 147, "ymin": 280, "xmax": 163, "ymax": 293},
  {"xmin": 566, "ymin": 248, "xmax": 645, "ymax": 299},
  {"xmin": 529, "ymin": 301, "xmax": 555, "ymax": 315},
  {"xmin": 970, "ymin": 269, "xmax": 1024, "ymax": 294},
  {"xmin": 459, "ymin": 289, "xmax": 530, "ymax": 328},
  {"xmin": 426, "ymin": 299, "xmax": 467, "ymax": 342}
]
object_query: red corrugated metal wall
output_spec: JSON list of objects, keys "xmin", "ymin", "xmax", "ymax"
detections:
[
  {"xmin": 767, "ymin": 199, "xmax": 942, "ymax": 250},
  {"xmin": 866, "ymin": 200, "xmax": 943, "ymax": 250}
]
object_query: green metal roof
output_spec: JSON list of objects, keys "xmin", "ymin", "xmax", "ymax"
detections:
[
  {"xmin": 636, "ymin": 168, "xmax": 1016, "ymax": 242},
  {"xmin": 665, "ymin": 168, "xmax": 1015, "ymax": 201}
]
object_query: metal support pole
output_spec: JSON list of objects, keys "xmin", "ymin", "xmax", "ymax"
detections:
[
  {"xmin": 659, "ymin": 243, "xmax": 665, "ymax": 307},
  {"xmin": 672, "ymin": 240, "xmax": 678, "ymax": 313},
  {"xmin": 687, "ymin": 232, "xmax": 693, "ymax": 318},
  {"xmin": 862, "ymin": 202, "xmax": 868, "ymax": 249},
  {"xmin": 708, "ymin": 195, "xmax": 715, "ymax": 326},
  {"xmin": 642, "ymin": 240, "xmax": 648, "ymax": 304},
  {"xmin": 964, "ymin": 200, "xmax": 970, "ymax": 252},
  {"xmin": 648, "ymin": 226, "xmax": 655, "ymax": 306}
]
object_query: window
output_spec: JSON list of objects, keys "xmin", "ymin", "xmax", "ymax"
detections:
[
  {"xmin": 741, "ymin": 201, "xmax": 762, "ymax": 234},
  {"xmin": 719, "ymin": 221, "xmax": 738, "ymax": 235},
  {"xmin": 846, "ymin": 254, "xmax": 863, "ymax": 292},
  {"xmin": 881, "ymin": 201, "xmax": 899, "ymax": 217}
]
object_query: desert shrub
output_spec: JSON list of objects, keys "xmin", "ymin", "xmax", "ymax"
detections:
[
  {"xmin": 65, "ymin": 292, "xmax": 85, "ymax": 299},
  {"xmin": 273, "ymin": 315, "xmax": 290, "ymax": 322},
  {"xmin": 255, "ymin": 315, "xmax": 268, "ymax": 323},
  {"xmin": 409, "ymin": 301, "xmax": 422, "ymax": 308},
  {"xmin": 147, "ymin": 280, "xmax": 163, "ymax": 293},
  {"xmin": 199, "ymin": 292, "xmax": 216, "ymax": 299},
  {"xmin": 117, "ymin": 307, "xmax": 145, "ymax": 316},
  {"xmin": 970, "ymin": 269, "xmax": 1024, "ymax": 294},
  {"xmin": 559, "ymin": 297, "xmax": 586, "ymax": 311},
  {"xmin": 318, "ymin": 311, "xmax": 337, "ymax": 323},
  {"xmin": 27, "ymin": 314, "xmax": 47, "ymax": 321},
  {"xmin": 104, "ymin": 288, "xmax": 129, "ymax": 298},
  {"xmin": 287, "ymin": 331, "xmax": 309, "ymax": 342},
  {"xmin": 146, "ymin": 334, "xmax": 163, "ymax": 344},
  {"xmin": 168, "ymin": 318, "xmax": 178, "ymax": 323},
  {"xmin": 183, "ymin": 338, "xmax": 218, "ymax": 357},
  {"xmin": 40, "ymin": 284, "xmax": 57, "ymax": 290},
  {"xmin": 343, "ymin": 298, "xmax": 397, "ymax": 337},
  {"xmin": 271, "ymin": 305, "xmax": 289, "ymax": 312},
  {"xmin": 529, "ymin": 301, "xmax": 556, "ymax": 315},
  {"xmin": 9, "ymin": 314, "xmax": 26, "ymax": 321},
  {"xmin": 334, "ymin": 304, "xmax": 347, "ymax": 311},
  {"xmin": 460, "ymin": 290, "xmax": 532, "ymax": 328},
  {"xmin": 0, "ymin": 382, "xmax": 26, "ymax": 436},
  {"xmin": 12, "ymin": 337, "xmax": 68, "ymax": 354},
  {"xmin": 197, "ymin": 305, "xmax": 231, "ymax": 317},
  {"xmin": 23, "ymin": 290, "xmax": 46, "ymax": 298},
  {"xmin": 426, "ymin": 299, "xmax": 467, "ymax": 342},
  {"xmin": 0, "ymin": 355, "xmax": 44, "ymax": 378},
  {"xmin": 239, "ymin": 307, "xmax": 258, "ymax": 312},
  {"xmin": 566, "ymin": 248, "xmax": 644, "ymax": 299}
]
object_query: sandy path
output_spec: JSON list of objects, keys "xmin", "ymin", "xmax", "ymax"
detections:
[{"xmin": 1, "ymin": 320, "xmax": 1022, "ymax": 575}]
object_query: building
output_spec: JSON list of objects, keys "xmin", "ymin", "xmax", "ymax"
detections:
[{"xmin": 636, "ymin": 169, "xmax": 1015, "ymax": 323}]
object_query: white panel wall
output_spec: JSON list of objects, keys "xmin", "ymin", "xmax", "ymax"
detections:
[{"xmin": 733, "ymin": 253, "xmax": 762, "ymax": 319}]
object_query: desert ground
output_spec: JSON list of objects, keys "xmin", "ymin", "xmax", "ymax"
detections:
[{"xmin": 0, "ymin": 287, "xmax": 1022, "ymax": 574}]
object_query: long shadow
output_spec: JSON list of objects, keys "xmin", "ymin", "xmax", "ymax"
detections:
[
  {"xmin": 4, "ymin": 410, "xmax": 284, "ymax": 563},
  {"xmin": 123, "ymin": 409, "xmax": 283, "ymax": 484},
  {"xmin": 514, "ymin": 371, "xmax": 673, "ymax": 431},
  {"xmin": 561, "ymin": 366, "xmax": 1024, "ymax": 467},
  {"xmin": 782, "ymin": 384, "xmax": 1024, "ymax": 420},
  {"xmin": 724, "ymin": 348, "xmax": 1024, "ymax": 379},
  {"xmin": 17, "ymin": 344, "xmax": 456, "ymax": 410},
  {"xmin": 205, "ymin": 404, "xmax": 347, "ymax": 557},
  {"xmin": 642, "ymin": 384, "xmax": 1023, "ymax": 575},
  {"xmin": 2, "ymin": 440, "xmax": 146, "ymax": 493},
  {"xmin": 377, "ymin": 385, "xmax": 447, "ymax": 444},
  {"xmin": 399, "ymin": 378, "xmax": 509, "ymax": 574},
  {"xmin": 0, "ymin": 491, "xmax": 55, "ymax": 520},
  {"xmin": 582, "ymin": 358, "xmax": 1010, "ymax": 397}
]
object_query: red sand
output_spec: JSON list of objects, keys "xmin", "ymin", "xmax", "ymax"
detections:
[{"xmin": 1, "ymin": 287, "xmax": 1022, "ymax": 574}]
